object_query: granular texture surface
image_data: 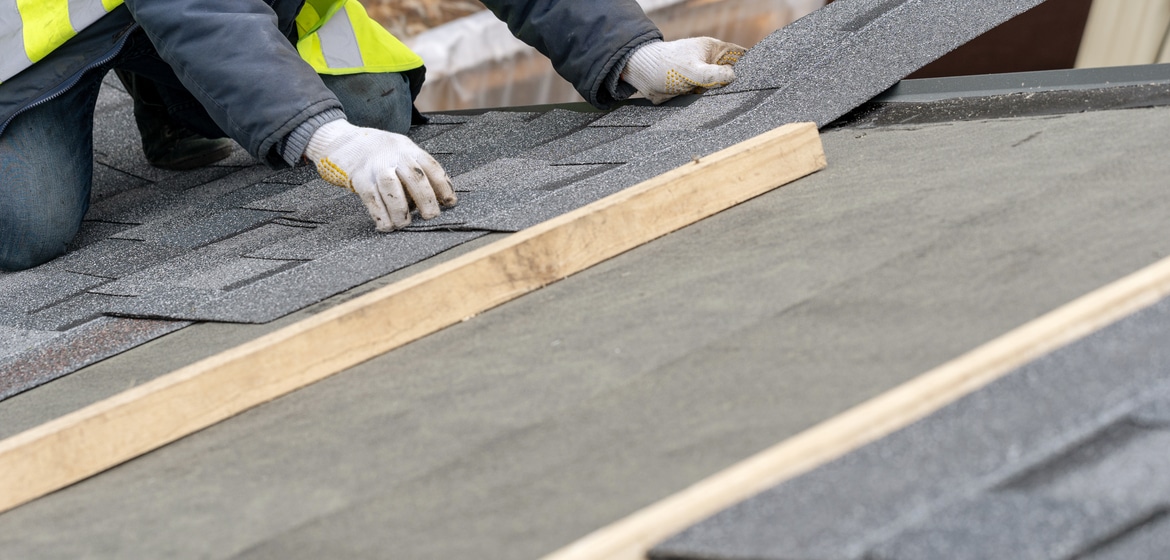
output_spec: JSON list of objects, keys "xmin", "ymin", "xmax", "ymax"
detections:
[
  {"xmin": 651, "ymin": 297, "xmax": 1170, "ymax": 559},
  {"xmin": 1, "ymin": 0, "xmax": 1031, "ymax": 397}
]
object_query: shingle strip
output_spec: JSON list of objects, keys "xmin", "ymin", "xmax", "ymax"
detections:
[
  {"xmin": 649, "ymin": 293, "xmax": 1170, "ymax": 560},
  {"xmin": 0, "ymin": 318, "xmax": 190, "ymax": 400},
  {"xmin": 107, "ymin": 230, "xmax": 486, "ymax": 323},
  {"xmin": 867, "ymin": 494, "xmax": 1158, "ymax": 560},
  {"xmin": 0, "ymin": 270, "xmax": 109, "ymax": 315},
  {"xmin": 0, "ymin": 326, "xmax": 59, "ymax": 361},
  {"xmin": 718, "ymin": 0, "xmax": 1050, "ymax": 128}
]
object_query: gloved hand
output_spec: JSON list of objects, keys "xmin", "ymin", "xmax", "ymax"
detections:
[
  {"xmin": 305, "ymin": 120, "xmax": 457, "ymax": 231},
  {"xmin": 620, "ymin": 38, "xmax": 747, "ymax": 104}
]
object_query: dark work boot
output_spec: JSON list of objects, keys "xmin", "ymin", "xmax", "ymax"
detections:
[
  {"xmin": 115, "ymin": 70, "xmax": 234, "ymax": 171},
  {"xmin": 137, "ymin": 116, "xmax": 235, "ymax": 170}
]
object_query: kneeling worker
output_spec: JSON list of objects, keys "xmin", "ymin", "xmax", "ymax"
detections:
[{"xmin": 0, "ymin": 0, "xmax": 745, "ymax": 271}]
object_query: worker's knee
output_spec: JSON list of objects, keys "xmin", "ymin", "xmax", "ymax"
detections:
[
  {"xmin": 321, "ymin": 72, "xmax": 414, "ymax": 135},
  {"xmin": 0, "ymin": 67, "xmax": 95, "ymax": 271},
  {"xmin": 0, "ymin": 240, "xmax": 70, "ymax": 272},
  {"xmin": 0, "ymin": 195, "xmax": 86, "ymax": 272},
  {"xmin": 0, "ymin": 228, "xmax": 76, "ymax": 272},
  {"xmin": 0, "ymin": 152, "xmax": 90, "ymax": 271}
]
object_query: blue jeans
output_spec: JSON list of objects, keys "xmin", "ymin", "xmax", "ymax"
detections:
[{"xmin": 0, "ymin": 30, "xmax": 415, "ymax": 272}]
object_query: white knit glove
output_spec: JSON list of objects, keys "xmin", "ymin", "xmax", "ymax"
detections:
[
  {"xmin": 620, "ymin": 38, "xmax": 747, "ymax": 104},
  {"xmin": 305, "ymin": 120, "xmax": 457, "ymax": 231}
]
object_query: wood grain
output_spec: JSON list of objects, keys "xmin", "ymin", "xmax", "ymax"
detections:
[{"xmin": 0, "ymin": 122, "xmax": 826, "ymax": 515}]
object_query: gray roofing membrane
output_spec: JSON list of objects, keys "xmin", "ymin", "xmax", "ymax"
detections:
[
  {"xmin": 0, "ymin": 0, "xmax": 1051, "ymax": 398},
  {"xmin": 4, "ymin": 83, "xmax": 1170, "ymax": 559},
  {"xmin": 651, "ymin": 293, "xmax": 1170, "ymax": 560}
]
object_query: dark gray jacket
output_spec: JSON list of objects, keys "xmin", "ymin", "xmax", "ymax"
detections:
[{"xmin": 0, "ymin": 0, "xmax": 661, "ymax": 167}]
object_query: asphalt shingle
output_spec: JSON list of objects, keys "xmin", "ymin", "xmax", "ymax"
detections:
[
  {"xmin": 0, "ymin": 326, "xmax": 58, "ymax": 361},
  {"xmin": 1081, "ymin": 513, "xmax": 1170, "ymax": 560},
  {"xmin": 650, "ymin": 90, "xmax": 773, "ymax": 131},
  {"xmin": 589, "ymin": 103, "xmax": 682, "ymax": 127},
  {"xmin": 91, "ymin": 223, "xmax": 310, "ymax": 298},
  {"xmin": 520, "ymin": 126, "xmax": 646, "ymax": 162},
  {"xmin": 0, "ymin": 270, "xmax": 110, "ymax": 315},
  {"xmin": 0, "ymin": 318, "xmax": 189, "ymax": 400},
  {"xmin": 868, "ymin": 493, "xmax": 1154, "ymax": 560},
  {"xmin": 130, "ymin": 230, "xmax": 487, "ymax": 323},
  {"xmin": 650, "ymin": 294, "xmax": 1170, "ymax": 560},
  {"xmin": 718, "ymin": 0, "xmax": 1049, "ymax": 128},
  {"xmin": 1, "ymin": 0, "xmax": 1052, "ymax": 402},
  {"xmin": 49, "ymin": 238, "xmax": 183, "ymax": 280}
]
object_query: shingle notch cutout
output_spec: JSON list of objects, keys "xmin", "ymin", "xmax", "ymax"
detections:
[
  {"xmin": 839, "ymin": 0, "xmax": 913, "ymax": 32},
  {"xmin": 718, "ymin": 0, "xmax": 1049, "ymax": 127}
]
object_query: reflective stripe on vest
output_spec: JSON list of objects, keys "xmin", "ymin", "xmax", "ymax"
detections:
[
  {"xmin": 0, "ymin": 0, "xmax": 421, "ymax": 85},
  {"xmin": 318, "ymin": 4, "xmax": 364, "ymax": 68},
  {"xmin": 296, "ymin": 0, "xmax": 422, "ymax": 75},
  {"xmin": 1, "ymin": 0, "xmax": 122, "ymax": 83}
]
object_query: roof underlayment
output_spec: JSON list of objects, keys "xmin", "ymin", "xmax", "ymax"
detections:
[
  {"xmin": 0, "ymin": 0, "xmax": 1051, "ymax": 399},
  {"xmin": 4, "ymin": 91, "xmax": 1170, "ymax": 559}
]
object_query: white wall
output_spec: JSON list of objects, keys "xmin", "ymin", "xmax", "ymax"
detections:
[{"xmin": 1077, "ymin": 0, "xmax": 1170, "ymax": 67}]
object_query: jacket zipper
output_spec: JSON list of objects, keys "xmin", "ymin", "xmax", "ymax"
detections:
[{"xmin": 0, "ymin": 23, "xmax": 139, "ymax": 137}]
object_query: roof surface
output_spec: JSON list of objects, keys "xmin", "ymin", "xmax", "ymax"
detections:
[
  {"xmin": 654, "ymin": 285, "xmax": 1170, "ymax": 560},
  {"xmin": 3, "ymin": 89, "xmax": 1170, "ymax": 559},
  {"xmin": 0, "ymin": 0, "xmax": 1046, "ymax": 399},
  {"xmin": 4, "ymin": 1, "xmax": 1170, "ymax": 559}
]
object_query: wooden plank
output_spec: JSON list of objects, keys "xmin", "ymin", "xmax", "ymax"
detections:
[
  {"xmin": 0, "ymin": 122, "xmax": 825, "ymax": 515},
  {"xmin": 542, "ymin": 253, "xmax": 1170, "ymax": 560}
]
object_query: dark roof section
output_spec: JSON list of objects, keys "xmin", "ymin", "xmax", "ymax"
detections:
[
  {"xmin": 0, "ymin": 0, "xmax": 1049, "ymax": 399},
  {"xmin": 651, "ymin": 291, "xmax": 1170, "ymax": 560},
  {"xmin": 713, "ymin": 0, "xmax": 1048, "ymax": 126}
]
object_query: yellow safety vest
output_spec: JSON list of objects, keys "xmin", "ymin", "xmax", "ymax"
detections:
[
  {"xmin": 297, "ymin": 0, "xmax": 423, "ymax": 75},
  {"xmin": 0, "ymin": 0, "xmax": 422, "ymax": 84}
]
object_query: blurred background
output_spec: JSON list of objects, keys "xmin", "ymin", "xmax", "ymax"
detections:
[{"xmin": 358, "ymin": 0, "xmax": 1170, "ymax": 111}]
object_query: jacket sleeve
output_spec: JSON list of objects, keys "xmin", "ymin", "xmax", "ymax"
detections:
[
  {"xmin": 480, "ymin": 0, "xmax": 663, "ymax": 108},
  {"xmin": 121, "ymin": 0, "xmax": 342, "ymax": 167}
]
